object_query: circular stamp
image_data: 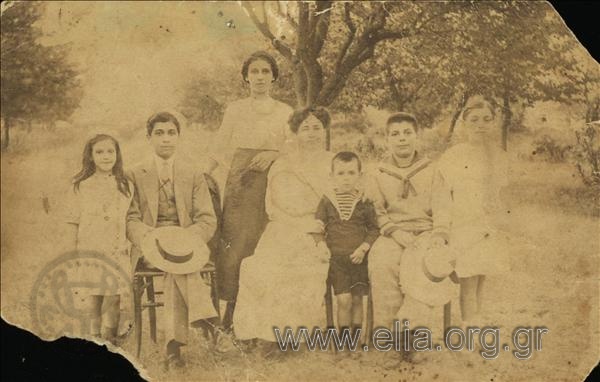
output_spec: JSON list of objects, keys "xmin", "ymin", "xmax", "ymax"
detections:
[{"xmin": 29, "ymin": 250, "xmax": 132, "ymax": 340}]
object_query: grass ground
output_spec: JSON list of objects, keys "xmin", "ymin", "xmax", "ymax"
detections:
[{"xmin": 1, "ymin": 129, "xmax": 598, "ymax": 381}]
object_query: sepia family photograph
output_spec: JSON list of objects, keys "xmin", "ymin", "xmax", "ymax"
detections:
[{"xmin": 1, "ymin": 1, "xmax": 599, "ymax": 381}]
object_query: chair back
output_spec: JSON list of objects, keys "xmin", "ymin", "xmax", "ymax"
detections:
[{"xmin": 203, "ymin": 173, "xmax": 222, "ymax": 262}]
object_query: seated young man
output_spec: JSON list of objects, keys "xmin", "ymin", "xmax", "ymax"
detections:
[
  {"xmin": 367, "ymin": 112, "xmax": 452, "ymax": 333},
  {"xmin": 126, "ymin": 112, "xmax": 224, "ymax": 369}
]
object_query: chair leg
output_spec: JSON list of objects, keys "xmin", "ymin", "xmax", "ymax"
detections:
[
  {"xmin": 146, "ymin": 277, "xmax": 157, "ymax": 343},
  {"xmin": 443, "ymin": 301, "xmax": 452, "ymax": 336},
  {"xmin": 210, "ymin": 271, "xmax": 218, "ymax": 341},
  {"xmin": 211, "ymin": 271, "xmax": 220, "ymax": 319},
  {"xmin": 325, "ymin": 280, "xmax": 334, "ymax": 328},
  {"xmin": 133, "ymin": 275, "xmax": 143, "ymax": 358},
  {"xmin": 324, "ymin": 279, "xmax": 335, "ymax": 353},
  {"xmin": 366, "ymin": 285, "xmax": 374, "ymax": 347}
]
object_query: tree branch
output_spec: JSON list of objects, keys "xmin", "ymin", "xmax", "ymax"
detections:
[
  {"xmin": 275, "ymin": 1, "xmax": 298, "ymax": 30},
  {"xmin": 375, "ymin": 3, "xmax": 468, "ymax": 42},
  {"xmin": 261, "ymin": 1, "xmax": 269, "ymax": 31},
  {"xmin": 310, "ymin": 1, "xmax": 332, "ymax": 56},
  {"xmin": 241, "ymin": 1, "xmax": 294, "ymax": 61},
  {"xmin": 344, "ymin": 2, "xmax": 356, "ymax": 33},
  {"xmin": 333, "ymin": 3, "xmax": 357, "ymax": 73},
  {"xmin": 317, "ymin": 4, "xmax": 386, "ymax": 106},
  {"xmin": 375, "ymin": 29, "xmax": 410, "ymax": 41}
]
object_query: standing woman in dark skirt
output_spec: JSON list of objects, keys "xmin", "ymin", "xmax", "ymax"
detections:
[{"xmin": 206, "ymin": 51, "xmax": 293, "ymax": 341}]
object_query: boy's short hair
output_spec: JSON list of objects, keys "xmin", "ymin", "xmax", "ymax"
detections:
[
  {"xmin": 385, "ymin": 112, "xmax": 419, "ymax": 134},
  {"xmin": 331, "ymin": 151, "xmax": 362, "ymax": 172},
  {"xmin": 146, "ymin": 112, "xmax": 181, "ymax": 136}
]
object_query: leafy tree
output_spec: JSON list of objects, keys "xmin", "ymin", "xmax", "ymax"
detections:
[
  {"xmin": 240, "ymin": 1, "xmax": 581, "ymax": 152},
  {"xmin": 333, "ymin": 26, "xmax": 464, "ymax": 129},
  {"xmin": 443, "ymin": 1, "xmax": 572, "ymax": 149},
  {"xmin": 240, "ymin": 1, "xmax": 471, "ymax": 149},
  {"xmin": 337, "ymin": 2, "xmax": 579, "ymax": 151},
  {"xmin": 1, "ymin": 1, "xmax": 81, "ymax": 151},
  {"xmin": 542, "ymin": 36, "xmax": 600, "ymax": 123},
  {"xmin": 241, "ymin": 1, "xmax": 470, "ymax": 108},
  {"xmin": 178, "ymin": 70, "xmax": 242, "ymax": 131}
]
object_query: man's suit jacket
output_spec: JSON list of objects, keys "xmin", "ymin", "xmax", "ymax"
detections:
[{"xmin": 126, "ymin": 157, "xmax": 217, "ymax": 271}]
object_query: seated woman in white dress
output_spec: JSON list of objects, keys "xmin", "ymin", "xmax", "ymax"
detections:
[{"xmin": 234, "ymin": 107, "xmax": 333, "ymax": 349}]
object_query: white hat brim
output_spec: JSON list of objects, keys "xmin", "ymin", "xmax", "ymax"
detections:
[
  {"xmin": 399, "ymin": 247, "xmax": 458, "ymax": 307},
  {"xmin": 141, "ymin": 227, "xmax": 210, "ymax": 275}
]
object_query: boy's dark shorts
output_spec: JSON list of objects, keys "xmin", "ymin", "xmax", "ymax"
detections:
[{"xmin": 328, "ymin": 255, "xmax": 369, "ymax": 296}]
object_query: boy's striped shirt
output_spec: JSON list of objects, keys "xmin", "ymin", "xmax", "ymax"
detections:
[{"xmin": 334, "ymin": 189, "xmax": 360, "ymax": 220}]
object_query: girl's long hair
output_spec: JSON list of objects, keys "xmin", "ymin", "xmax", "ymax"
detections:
[{"xmin": 72, "ymin": 134, "xmax": 131, "ymax": 197}]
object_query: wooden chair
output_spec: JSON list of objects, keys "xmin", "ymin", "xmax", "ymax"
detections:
[
  {"xmin": 132, "ymin": 264, "xmax": 218, "ymax": 357},
  {"xmin": 132, "ymin": 173, "xmax": 223, "ymax": 358}
]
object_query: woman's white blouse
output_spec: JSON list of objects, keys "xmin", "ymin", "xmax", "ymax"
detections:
[{"xmin": 210, "ymin": 97, "xmax": 293, "ymax": 168}]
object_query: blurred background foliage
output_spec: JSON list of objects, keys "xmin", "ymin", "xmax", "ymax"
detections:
[{"xmin": 1, "ymin": 1, "xmax": 598, "ymax": 189}]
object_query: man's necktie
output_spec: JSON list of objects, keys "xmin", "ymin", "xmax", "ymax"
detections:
[{"xmin": 159, "ymin": 162, "xmax": 171, "ymax": 193}]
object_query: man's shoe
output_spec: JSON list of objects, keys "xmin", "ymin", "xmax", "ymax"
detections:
[
  {"xmin": 163, "ymin": 353, "xmax": 185, "ymax": 371},
  {"xmin": 214, "ymin": 327, "xmax": 237, "ymax": 353}
]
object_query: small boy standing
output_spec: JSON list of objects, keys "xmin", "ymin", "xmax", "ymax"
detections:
[{"xmin": 315, "ymin": 151, "xmax": 380, "ymax": 345}]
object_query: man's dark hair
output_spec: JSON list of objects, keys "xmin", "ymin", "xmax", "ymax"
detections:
[
  {"xmin": 288, "ymin": 106, "xmax": 331, "ymax": 134},
  {"xmin": 331, "ymin": 151, "xmax": 362, "ymax": 172},
  {"xmin": 386, "ymin": 112, "xmax": 419, "ymax": 134},
  {"xmin": 146, "ymin": 112, "xmax": 181, "ymax": 136},
  {"xmin": 241, "ymin": 51, "xmax": 279, "ymax": 82}
]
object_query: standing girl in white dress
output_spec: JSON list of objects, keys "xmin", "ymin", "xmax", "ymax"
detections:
[
  {"xmin": 438, "ymin": 98, "xmax": 511, "ymax": 322},
  {"xmin": 66, "ymin": 134, "xmax": 133, "ymax": 342}
]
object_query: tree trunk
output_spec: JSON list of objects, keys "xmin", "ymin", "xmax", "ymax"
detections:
[
  {"xmin": 501, "ymin": 91, "xmax": 511, "ymax": 151},
  {"xmin": 446, "ymin": 92, "xmax": 470, "ymax": 143},
  {"xmin": 1, "ymin": 117, "xmax": 10, "ymax": 151},
  {"xmin": 293, "ymin": 63, "xmax": 308, "ymax": 108},
  {"xmin": 291, "ymin": 63, "xmax": 330, "ymax": 150},
  {"xmin": 305, "ymin": 63, "xmax": 323, "ymax": 107}
]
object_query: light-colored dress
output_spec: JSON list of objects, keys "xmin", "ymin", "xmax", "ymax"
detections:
[
  {"xmin": 234, "ymin": 149, "xmax": 333, "ymax": 341},
  {"xmin": 437, "ymin": 143, "xmax": 511, "ymax": 277},
  {"xmin": 65, "ymin": 173, "xmax": 134, "ymax": 336},
  {"xmin": 66, "ymin": 174, "xmax": 133, "ymax": 286}
]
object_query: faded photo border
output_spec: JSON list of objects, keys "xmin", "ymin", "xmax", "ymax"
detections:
[{"xmin": 1, "ymin": 1, "xmax": 599, "ymax": 381}]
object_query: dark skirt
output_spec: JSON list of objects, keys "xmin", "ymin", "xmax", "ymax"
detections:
[{"xmin": 217, "ymin": 148, "xmax": 276, "ymax": 302}]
